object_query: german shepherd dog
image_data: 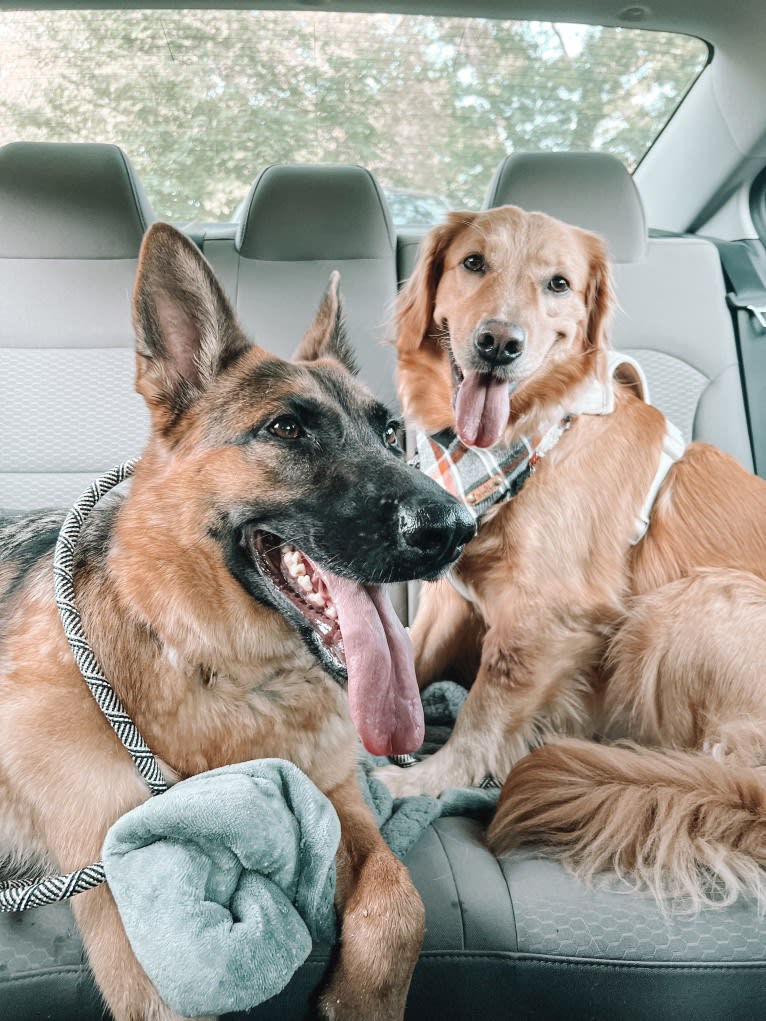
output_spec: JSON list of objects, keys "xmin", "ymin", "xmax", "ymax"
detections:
[
  {"xmin": 377, "ymin": 205, "xmax": 766, "ymax": 910},
  {"xmin": 0, "ymin": 223, "xmax": 475, "ymax": 1021}
]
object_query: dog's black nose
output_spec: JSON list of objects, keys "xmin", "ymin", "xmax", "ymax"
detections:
[
  {"xmin": 398, "ymin": 501, "xmax": 476, "ymax": 563},
  {"xmin": 473, "ymin": 319, "xmax": 526, "ymax": 366}
]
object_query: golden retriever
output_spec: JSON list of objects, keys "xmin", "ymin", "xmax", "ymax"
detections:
[{"xmin": 376, "ymin": 205, "xmax": 766, "ymax": 908}]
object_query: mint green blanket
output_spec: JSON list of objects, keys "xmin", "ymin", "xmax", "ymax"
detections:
[
  {"xmin": 362, "ymin": 681, "xmax": 499, "ymax": 857},
  {"xmin": 102, "ymin": 682, "xmax": 498, "ymax": 1016}
]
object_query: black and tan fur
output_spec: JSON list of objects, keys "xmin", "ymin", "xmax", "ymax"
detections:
[{"xmin": 0, "ymin": 223, "xmax": 474, "ymax": 1021}]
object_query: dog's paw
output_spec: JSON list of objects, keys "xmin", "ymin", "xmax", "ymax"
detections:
[
  {"xmin": 373, "ymin": 761, "xmax": 449, "ymax": 798},
  {"xmin": 319, "ymin": 971, "xmax": 409, "ymax": 1021}
]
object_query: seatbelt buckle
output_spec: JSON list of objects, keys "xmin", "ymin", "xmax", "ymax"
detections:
[{"xmin": 726, "ymin": 292, "xmax": 766, "ymax": 330}]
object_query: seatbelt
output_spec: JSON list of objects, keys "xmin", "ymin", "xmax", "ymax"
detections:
[{"xmin": 707, "ymin": 238, "xmax": 766, "ymax": 476}]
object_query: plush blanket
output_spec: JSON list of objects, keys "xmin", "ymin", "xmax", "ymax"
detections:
[
  {"xmin": 102, "ymin": 682, "xmax": 498, "ymax": 1016},
  {"xmin": 362, "ymin": 681, "xmax": 499, "ymax": 858}
]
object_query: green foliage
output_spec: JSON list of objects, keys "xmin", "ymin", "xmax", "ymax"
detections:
[{"xmin": 0, "ymin": 10, "xmax": 707, "ymax": 223}]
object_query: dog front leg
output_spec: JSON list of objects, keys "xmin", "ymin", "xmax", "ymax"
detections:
[
  {"xmin": 17, "ymin": 707, "xmax": 214, "ymax": 1021},
  {"xmin": 409, "ymin": 576, "xmax": 483, "ymax": 689},
  {"xmin": 376, "ymin": 623, "xmax": 598, "ymax": 798},
  {"xmin": 72, "ymin": 883, "xmax": 215, "ymax": 1021},
  {"xmin": 319, "ymin": 776, "xmax": 425, "ymax": 1021}
]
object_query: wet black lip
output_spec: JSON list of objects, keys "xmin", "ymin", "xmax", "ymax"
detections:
[{"xmin": 243, "ymin": 526, "xmax": 348, "ymax": 683}]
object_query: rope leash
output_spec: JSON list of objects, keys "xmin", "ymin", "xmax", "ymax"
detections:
[
  {"xmin": 52, "ymin": 460, "xmax": 167, "ymax": 795},
  {"xmin": 0, "ymin": 864, "xmax": 107, "ymax": 913},
  {"xmin": 1, "ymin": 460, "xmax": 167, "ymax": 913}
]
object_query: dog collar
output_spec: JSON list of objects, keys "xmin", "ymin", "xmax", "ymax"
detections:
[
  {"xmin": 413, "ymin": 353, "xmax": 685, "ymax": 545},
  {"xmin": 414, "ymin": 352, "xmax": 649, "ymax": 525},
  {"xmin": 413, "ymin": 418, "xmax": 570, "ymax": 523}
]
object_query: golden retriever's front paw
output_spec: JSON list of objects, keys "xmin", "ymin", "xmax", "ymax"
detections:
[{"xmin": 373, "ymin": 761, "xmax": 449, "ymax": 798}]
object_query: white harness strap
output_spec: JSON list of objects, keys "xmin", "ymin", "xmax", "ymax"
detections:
[
  {"xmin": 527, "ymin": 351, "xmax": 687, "ymax": 544},
  {"xmin": 630, "ymin": 419, "xmax": 686, "ymax": 544},
  {"xmin": 569, "ymin": 350, "xmax": 649, "ymax": 415}
]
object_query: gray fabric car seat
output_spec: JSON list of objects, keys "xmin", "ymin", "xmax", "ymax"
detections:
[
  {"xmin": 203, "ymin": 163, "xmax": 399, "ymax": 408},
  {"xmin": 0, "ymin": 142, "xmax": 153, "ymax": 510},
  {"xmin": 3, "ymin": 815, "xmax": 765, "ymax": 1021},
  {"xmin": 484, "ymin": 151, "xmax": 754, "ymax": 470}
]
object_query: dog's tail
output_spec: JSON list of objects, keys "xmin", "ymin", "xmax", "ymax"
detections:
[{"xmin": 486, "ymin": 738, "xmax": 766, "ymax": 910}]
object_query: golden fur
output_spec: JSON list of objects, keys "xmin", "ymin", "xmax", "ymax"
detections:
[
  {"xmin": 377, "ymin": 205, "xmax": 766, "ymax": 909},
  {"xmin": 0, "ymin": 224, "xmax": 427, "ymax": 1021}
]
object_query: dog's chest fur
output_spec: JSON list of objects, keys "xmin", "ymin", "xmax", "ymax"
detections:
[
  {"xmin": 141, "ymin": 642, "xmax": 358, "ymax": 788},
  {"xmin": 449, "ymin": 406, "xmax": 672, "ymax": 624},
  {"xmin": 0, "ymin": 505, "xmax": 358, "ymax": 807}
]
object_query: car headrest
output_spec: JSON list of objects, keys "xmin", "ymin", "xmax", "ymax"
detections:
[
  {"xmin": 0, "ymin": 142, "xmax": 154, "ymax": 260},
  {"xmin": 483, "ymin": 152, "xmax": 647, "ymax": 263},
  {"xmin": 236, "ymin": 163, "xmax": 395, "ymax": 261}
]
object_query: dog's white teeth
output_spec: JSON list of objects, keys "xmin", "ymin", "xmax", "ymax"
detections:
[
  {"xmin": 282, "ymin": 549, "xmax": 311, "ymax": 580},
  {"xmin": 324, "ymin": 604, "xmax": 338, "ymax": 620},
  {"xmin": 307, "ymin": 592, "xmax": 326, "ymax": 609},
  {"xmin": 282, "ymin": 544, "xmax": 296, "ymax": 555},
  {"xmin": 298, "ymin": 574, "xmax": 313, "ymax": 593}
]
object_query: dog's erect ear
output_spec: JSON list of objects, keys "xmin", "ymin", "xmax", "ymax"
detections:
[
  {"xmin": 583, "ymin": 232, "xmax": 615, "ymax": 352},
  {"xmin": 133, "ymin": 222, "xmax": 251, "ymax": 426},
  {"xmin": 293, "ymin": 271, "xmax": 358, "ymax": 374},
  {"xmin": 396, "ymin": 212, "xmax": 475, "ymax": 353}
]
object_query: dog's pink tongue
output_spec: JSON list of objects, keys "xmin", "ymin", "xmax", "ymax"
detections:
[
  {"xmin": 322, "ymin": 574, "xmax": 424, "ymax": 756},
  {"xmin": 455, "ymin": 370, "xmax": 510, "ymax": 448}
]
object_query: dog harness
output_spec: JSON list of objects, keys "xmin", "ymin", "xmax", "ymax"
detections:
[{"xmin": 414, "ymin": 352, "xmax": 686, "ymax": 544}]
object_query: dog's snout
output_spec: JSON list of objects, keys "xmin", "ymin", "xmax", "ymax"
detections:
[
  {"xmin": 474, "ymin": 319, "xmax": 526, "ymax": 366},
  {"xmin": 398, "ymin": 501, "xmax": 476, "ymax": 563}
]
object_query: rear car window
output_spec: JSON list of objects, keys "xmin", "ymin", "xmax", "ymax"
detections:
[{"xmin": 0, "ymin": 10, "xmax": 707, "ymax": 227}]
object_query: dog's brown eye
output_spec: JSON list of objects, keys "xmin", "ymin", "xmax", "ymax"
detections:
[
  {"xmin": 384, "ymin": 423, "xmax": 400, "ymax": 448},
  {"xmin": 268, "ymin": 416, "xmax": 303, "ymax": 440},
  {"xmin": 462, "ymin": 253, "xmax": 486, "ymax": 274},
  {"xmin": 547, "ymin": 275, "xmax": 570, "ymax": 294}
]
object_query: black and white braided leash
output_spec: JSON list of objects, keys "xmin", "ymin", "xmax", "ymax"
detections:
[
  {"xmin": 0, "ymin": 460, "xmax": 167, "ymax": 913},
  {"xmin": 0, "ymin": 864, "xmax": 108, "ymax": 913},
  {"xmin": 53, "ymin": 460, "xmax": 167, "ymax": 795}
]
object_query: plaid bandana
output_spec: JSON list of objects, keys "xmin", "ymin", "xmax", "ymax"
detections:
[
  {"xmin": 412, "ymin": 352, "xmax": 680, "ymax": 531},
  {"xmin": 413, "ymin": 418, "xmax": 570, "ymax": 523}
]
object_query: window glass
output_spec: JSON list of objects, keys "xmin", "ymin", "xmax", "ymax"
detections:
[{"xmin": 0, "ymin": 11, "xmax": 708, "ymax": 226}]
